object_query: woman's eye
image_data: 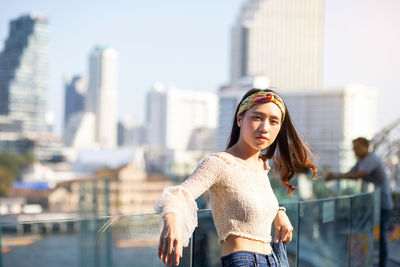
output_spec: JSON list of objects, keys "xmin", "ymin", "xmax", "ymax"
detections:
[
  {"xmin": 271, "ymin": 120, "xmax": 279, "ymax": 125},
  {"xmin": 253, "ymin": 116, "xmax": 261, "ymax": 120}
]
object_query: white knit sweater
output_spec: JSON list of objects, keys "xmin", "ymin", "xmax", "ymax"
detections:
[{"xmin": 154, "ymin": 152, "xmax": 279, "ymax": 248}]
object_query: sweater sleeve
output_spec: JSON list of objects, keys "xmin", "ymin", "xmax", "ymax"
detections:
[{"xmin": 154, "ymin": 154, "xmax": 224, "ymax": 246}]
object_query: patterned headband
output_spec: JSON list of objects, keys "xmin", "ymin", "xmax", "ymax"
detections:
[{"xmin": 237, "ymin": 91, "xmax": 286, "ymax": 122}]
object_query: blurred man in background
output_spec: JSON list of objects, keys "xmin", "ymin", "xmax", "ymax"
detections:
[{"xmin": 326, "ymin": 137, "xmax": 394, "ymax": 267}]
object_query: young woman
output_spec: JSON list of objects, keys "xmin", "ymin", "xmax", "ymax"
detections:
[{"xmin": 155, "ymin": 88, "xmax": 317, "ymax": 266}]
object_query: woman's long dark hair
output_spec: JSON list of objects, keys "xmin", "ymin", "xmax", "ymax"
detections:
[{"xmin": 226, "ymin": 88, "xmax": 317, "ymax": 193}]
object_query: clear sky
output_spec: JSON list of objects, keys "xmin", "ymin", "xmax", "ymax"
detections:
[{"xmin": 1, "ymin": 0, "xmax": 399, "ymax": 134}]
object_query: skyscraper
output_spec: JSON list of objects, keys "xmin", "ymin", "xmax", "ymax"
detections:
[
  {"xmin": 216, "ymin": 83, "xmax": 378, "ymax": 172},
  {"xmin": 64, "ymin": 75, "xmax": 87, "ymax": 131},
  {"xmin": 87, "ymin": 46, "xmax": 118, "ymax": 148},
  {"xmin": 280, "ymin": 84, "xmax": 377, "ymax": 172},
  {"xmin": 0, "ymin": 14, "xmax": 49, "ymax": 133},
  {"xmin": 147, "ymin": 83, "xmax": 218, "ymax": 152},
  {"xmin": 230, "ymin": 0, "xmax": 323, "ymax": 89}
]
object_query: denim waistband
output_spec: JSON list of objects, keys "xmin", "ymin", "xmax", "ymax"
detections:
[{"xmin": 221, "ymin": 250, "xmax": 278, "ymax": 265}]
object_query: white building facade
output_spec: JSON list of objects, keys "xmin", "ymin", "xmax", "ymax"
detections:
[
  {"xmin": 86, "ymin": 46, "xmax": 118, "ymax": 148},
  {"xmin": 147, "ymin": 83, "xmax": 219, "ymax": 152},
  {"xmin": 281, "ymin": 84, "xmax": 377, "ymax": 172},
  {"xmin": 217, "ymin": 84, "xmax": 377, "ymax": 172},
  {"xmin": 231, "ymin": 0, "xmax": 323, "ymax": 89}
]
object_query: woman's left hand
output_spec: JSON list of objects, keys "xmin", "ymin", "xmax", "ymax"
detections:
[{"xmin": 273, "ymin": 210, "xmax": 293, "ymax": 245}]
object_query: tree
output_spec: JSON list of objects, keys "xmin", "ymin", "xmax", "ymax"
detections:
[
  {"xmin": 0, "ymin": 152, "xmax": 35, "ymax": 181},
  {"xmin": 0, "ymin": 166, "xmax": 14, "ymax": 196}
]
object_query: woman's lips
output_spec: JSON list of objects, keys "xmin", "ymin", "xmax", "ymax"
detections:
[{"xmin": 256, "ymin": 136, "xmax": 269, "ymax": 142}]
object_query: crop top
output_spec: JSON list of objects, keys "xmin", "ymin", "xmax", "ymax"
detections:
[{"xmin": 154, "ymin": 152, "xmax": 279, "ymax": 249}]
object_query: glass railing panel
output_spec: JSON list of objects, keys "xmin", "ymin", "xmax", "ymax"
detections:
[
  {"xmin": 2, "ymin": 218, "xmax": 83, "ymax": 267},
  {"xmin": 192, "ymin": 209, "xmax": 220, "ymax": 267},
  {"xmin": 1, "ymin": 214, "xmax": 191, "ymax": 267},
  {"xmin": 283, "ymin": 202, "xmax": 299, "ymax": 267},
  {"xmin": 373, "ymin": 189, "xmax": 381, "ymax": 265},
  {"xmin": 1, "ymin": 191, "xmax": 379, "ymax": 267},
  {"xmin": 94, "ymin": 214, "xmax": 191, "ymax": 267},
  {"xmin": 297, "ymin": 197, "xmax": 351, "ymax": 267},
  {"xmin": 349, "ymin": 192, "xmax": 375, "ymax": 266},
  {"xmin": 193, "ymin": 202, "xmax": 299, "ymax": 267}
]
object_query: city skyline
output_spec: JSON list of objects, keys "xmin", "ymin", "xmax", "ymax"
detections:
[{"xmin": 1, "ymin": 0, "xmax": 399, "ymax": 135}]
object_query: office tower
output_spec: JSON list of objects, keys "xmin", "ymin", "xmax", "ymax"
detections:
[
  {"xmin": 87, "ymin": 46, "xmax": 118, "ymax": 148},
  {"xmin": 231, "ymin": 0, "xmax": 323, "ymax": 89},
  {"xmin": 280, "ymin": 84, "xmax": 377, "ymax": 172},
  {"xmin": 217, "ymin": 83, "xmax": 377, "ymax": 172},
  {"xmin": 63, "ymin": 112, "xmax": 96, "ymax": 148},
  {"xmin": 0, "ymin": 14, "xmax": 49, "ymax": 133},
  {"xmin": 117, "ymin": 119, "xmax": 147, "ymax": 147},
  {"xmin": 147, "ymin": 83, "xmax": 218, "ymax": 152},
  {"xmin": 64, "ymin": 75, "xmax": 87, "ymax": 132}
]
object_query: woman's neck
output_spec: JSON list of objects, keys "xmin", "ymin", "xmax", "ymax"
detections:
[{"xmin": 226, "ymin": 142, "xmax": 261, "ymax": 163}]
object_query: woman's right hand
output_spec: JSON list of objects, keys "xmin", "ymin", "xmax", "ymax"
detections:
[{"xmin": 158, "ymin": 213, "xmax": 183, "ymax": 266}]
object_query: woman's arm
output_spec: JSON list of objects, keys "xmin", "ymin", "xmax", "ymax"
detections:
[
  {"xmin": 155, "ymin": 155, "xmax": 224, "ymax": 266},
  {"xmin": 273, "ymin": 208, "xmax": 293, "ymax": 245}
]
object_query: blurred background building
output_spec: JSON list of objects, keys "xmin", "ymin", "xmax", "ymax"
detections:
[
  {"xmin": 146, "ymin": 83, "xmax": 218, "ymax": 152},
  {"xmin": 117, "ymin": 118, "xmax": 147, "ymax": 147},
  {"xmin": 87, "ymin": 46, "xmax": 118, "ymax": 148},
  {"xmin": 63, "ymin": 75, "xmax": 87, "ymax": 146},
  {"xmin": 0, "ymin": 14, "xmax": 48, "ymax": 133},
  {"xmin": 230, "ymin": 0, "xmax": 323, "ymax": 89},
  {"xmin": 280, "ymin": 84, "xmax": 377, "ymax": 172}
]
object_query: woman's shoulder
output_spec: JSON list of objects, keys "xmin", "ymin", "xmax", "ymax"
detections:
[
  {"xmin": 200, "ymin": 152, "xmax": 230, "ymax": 166},
  {"xmin": 204, "ymin": 151, "xmax": 236, "ymax": 165},
  {"xmin": 207, "ymin": 152, "xmax": 270, "ymax": 173}
]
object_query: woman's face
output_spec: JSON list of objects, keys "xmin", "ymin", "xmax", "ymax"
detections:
[{"xmin": 237, "ymin": 102, "xmax": 282, "ymax": 152}]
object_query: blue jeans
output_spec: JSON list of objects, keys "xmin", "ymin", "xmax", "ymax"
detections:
[
  {"xmin": 380, "ymin": 209, "xmax": 392, "ymax": 267},
  {"xmin": 221, "ymin": 251, "xmax": 281, "ymax": 267}
]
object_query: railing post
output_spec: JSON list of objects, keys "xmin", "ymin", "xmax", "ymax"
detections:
[
  {"xmin": 0, "ymin": 212, "xmax": 2, "ymax": 267},
  {"xmin": 296, "ymin": 201, "xmax": 300, "ymax": 267},
  {"xmin": 190, "ymin": 232, "xmax": 194, "ymax": 267},
  {"xmin": 348, "ymin": 195, "xmax": 353, "ymax": 267},
  {"xmin": 105, "ymin": 179, "xmax": 112, "ymax": 267}
]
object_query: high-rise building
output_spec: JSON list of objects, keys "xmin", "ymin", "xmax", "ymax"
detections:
[
  {"xmin": 280, "ymin": 84, "xmax": 377, "ymax": 172},
  {"xmin": 147, "ymin": 83, "xmax": 218, "ymax": 152},
  {"xmin": 86, "ymin": 46, "xmax": 118, "ymax": 148},
  {"xmin": 218, "ymin": 0, "xmax": 377, "ymax": 175},
  {"xmin": 117, "ymin": 119, "xmax": 147, "ymax": 147},
  {"xmin": 63, "ymin": 112, "xmax": 96, "ymax": 148},
  {"xmin": 217, "ymin": 82, "xmax": 377, "ymax": 172},
  {"xmin": 0, "ymin": 14, "xmax": 49, "ymax": 133},
  {"xmin": 64, "ymin": 75, "xmax": 87, "ymax": 132},
  {"xmin": 230, "ymin": 0, "xmax": 323, "ymax": 89}
]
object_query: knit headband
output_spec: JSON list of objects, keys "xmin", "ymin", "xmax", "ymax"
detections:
[{"xmin": 237, "ymin": 91, "xmax": 286, "ymax": 122}]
